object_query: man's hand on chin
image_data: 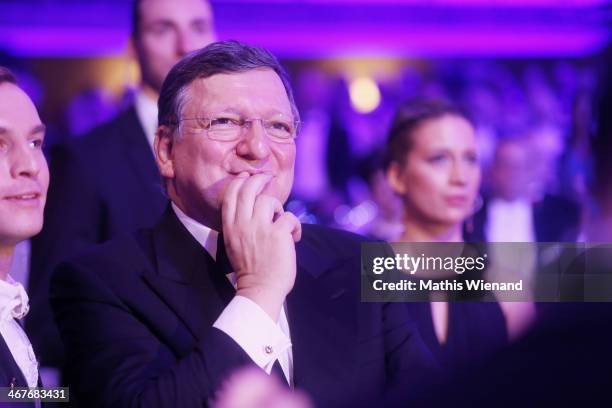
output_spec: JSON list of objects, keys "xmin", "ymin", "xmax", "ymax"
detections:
[{"xmin": 221, "ymin": 172, "xmax": 302, "ymax": 322}]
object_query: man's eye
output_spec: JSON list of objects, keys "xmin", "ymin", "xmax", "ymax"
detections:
[
  {"xmin": 148, "ymin": 23, "xmax": 173, "ymax": 36},
  {"xmin": 209, "ymin": 117, "xmax": 240, "ymax": 128},
  {"xmin": 428, "ymin": 154, "xmax": 447, "ymax": 163},
  {"xmin": 29, "ymin": 139, "xmax": 44, "ymax": 149},
  {"xmin": 269, "ymin": 121, "xmax": 292, "ymax": 133},
  {"xmin": 192, "ymin": 20, "xmax": 210, "ymax": 35},
  {"xmin": 465, "ymin": 152, "xmax": 479, "ymax": 164}
]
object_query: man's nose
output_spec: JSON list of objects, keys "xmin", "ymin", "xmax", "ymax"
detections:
[
  {"xmin": 235, "ymin": 120, "xmax": 272, "ymax": 161},
  {"xmin": 11, "ymin": 144, "xmax": 40, "ymax": 179}
]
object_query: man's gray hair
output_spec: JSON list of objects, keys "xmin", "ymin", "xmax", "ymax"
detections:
[{"xmin": 158, "ymin": 40, "xmax": 299, "ymax": 132}]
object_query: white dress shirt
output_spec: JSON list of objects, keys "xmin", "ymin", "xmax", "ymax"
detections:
[
  {"xmin": 484, "ymin": 198, "xmax": 538, "ymax": 298},
  {"xmin": 133, "ymin": 90, "xmax": 159, "ymax": 152},
  {"xmin": 0, "ymin": 276, "xmax": 38, "ymax": 387},
  {"xmin": 172, "ymin": 204, "xmax": 293, "ymax": 386},
  {"xmin": 485, "ymin": 198, "xmax": 536, "ymax": 243}
]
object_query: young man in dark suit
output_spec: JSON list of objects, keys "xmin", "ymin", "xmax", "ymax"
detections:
[
  {"xmin": 51, "ymin": 41, "xmax": 436, "ymax": 407},
  {"xmin": 27, "ymin": 0, "xmax": 217, "ymax": 381},
  {"xmin": 0, "ymin": 67, "xmax": 48, "ymax": 405}
]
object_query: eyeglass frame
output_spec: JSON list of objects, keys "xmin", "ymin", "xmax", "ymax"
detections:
[{"xmin": 172, "ymin": 115, "xmax": 300, "ymax": 143}]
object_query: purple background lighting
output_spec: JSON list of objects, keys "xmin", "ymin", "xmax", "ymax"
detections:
[{"xmin": 1, "ymin": 0, "xmax": 610, "ymax": 57}]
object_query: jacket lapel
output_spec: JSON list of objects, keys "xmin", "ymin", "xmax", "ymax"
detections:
[
  {"xmin": 142, "ymin": 208, "xmax": 235, "ymax": 342},
  {"xmin": 142, "ymin": 211, "xmax": 358, "ymax": 396},
  {"xmin": 287, "ymin": 236, "xmax": 356, "ymax": 397},
  {"xmin": 0, "ymin": 331, "xmax": 29, "ymax": 388}
]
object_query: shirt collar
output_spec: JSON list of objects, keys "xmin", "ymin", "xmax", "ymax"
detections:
[
  {"xmin": 171, "ymin": 202, "xmax": 219, "ymax": 261},
  {"xmin": 133, "ymin": 89, "xmax": 158, "ymax": 151},
  {"xmin": 0, "ymin": 275, "xmax": 29, "ymax": 321},
  {"xmin": 490, "ymin": 198, "xmax": 532, "ymax": 212}
]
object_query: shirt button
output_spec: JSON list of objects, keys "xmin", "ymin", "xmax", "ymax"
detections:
[{"xmin": 264, "ymin": 345, "xmax": 273, "ymax": 354}]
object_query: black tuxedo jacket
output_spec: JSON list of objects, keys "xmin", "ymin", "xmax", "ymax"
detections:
[
  {"xmin": 50, "ymin": 208, "xmax": 436, "ymax": 407},
  {"xmin": 28, "ymin": 105, "xmax": 167, "ymax": 368},
  {"xmin": 0, "ymin": 327, "xmax": 41, "ymax": 408}
]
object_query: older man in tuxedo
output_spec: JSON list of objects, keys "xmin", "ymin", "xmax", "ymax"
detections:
[{"xmin": 51, "ymin": 41, "xmax": 435, "ymax": 407}]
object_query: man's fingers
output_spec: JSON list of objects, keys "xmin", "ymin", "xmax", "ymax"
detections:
[
  {"xmin": 222, "ymin": 172, "xmax": 249, "ymax": 230},
  {"xmin": 235, "ymin": 173, "xmax": 274, "ymax": 224},
  {"xmin": 253, "ymin": 195, "xmax": 284, "ymax": 223},
  {"xmin": 274, "ymin": 212, "xmax": 302, "ymax": 242},
  {"xmin": 291, "ymin": 221, "xmax": 302, "ymax": 242}
]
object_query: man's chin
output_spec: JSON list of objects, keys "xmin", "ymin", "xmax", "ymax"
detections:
[{"xmin": 0, "ymin": 225, "xmax": 42, "ymax": 246}]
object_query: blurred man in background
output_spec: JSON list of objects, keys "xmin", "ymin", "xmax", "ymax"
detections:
[
  {"xmin": 471, "ymin": 133, "xmax": 580, "ymax": 243},
  {"xmin": 27, "ymin": 0, "xmax": 216, "ymax": 386}
]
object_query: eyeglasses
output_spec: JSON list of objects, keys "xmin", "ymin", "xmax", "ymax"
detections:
[{"xmin": 176, "ymin": 115, "xmax": 299, "ymax": 143}]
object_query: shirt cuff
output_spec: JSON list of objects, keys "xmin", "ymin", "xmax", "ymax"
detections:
[{"xmin": 213, "ymin": 295, "xmax": 291, "ymax": 371}]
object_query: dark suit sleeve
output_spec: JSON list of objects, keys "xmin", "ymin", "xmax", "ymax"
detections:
[
  {"xmin": 27, "ymin": 143, "xmax": 104, "ymax": 369},
  {"xmin": 50, "ymin": 260, "xmax": 253, "ymax": 408}
]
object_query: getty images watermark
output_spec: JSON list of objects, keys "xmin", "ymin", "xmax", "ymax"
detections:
[{"xmin": 361, "ymin": 242, "xmax": 612, "ymax": 302}]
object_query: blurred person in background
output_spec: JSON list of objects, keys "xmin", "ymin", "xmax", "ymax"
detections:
[
  {"xmin": 64, "ymin": 87, "xmax": 121, "ymax": 137},
  {"xmin": 468, "ymin": 123, "xmax": 581, "ymax": 337},
  {"xmin": 359, "ymin": 154, "xmax": 404, "ymax": 241},
  {"xmin": 27, "ymin": 0, "xmax": 216, "ymax": 386},
  {"xmin": 213, "ymin": 367, "xmax": 313, "ymax": 408},
  {"xmin": 585, "ymin": 50, "xmax": 612, "ymax": 242},
  {"xmin": 459, "ymin": 82, "xmax": 500, "ymax": 170},
  {"xmin": 471, "ymin": 131, "xmax": 580, "ymax": 244},
  {"xmin": 471, "ymin": 61, "xmax": 580, "ymax": 242},
  {"xmin": 526, "ymin": 123, "xmax": 566, "ymax": 197},
  {"xmin": 383, "ymin": 100, "xmax": 508, "ymax": 369},
  {"xmin": 424, "ymin": 54, "xmax": 612, "ymax": 407},
  {"xmin": 291, "ymin": 68, "xmax": 333, "ymax": 205},
  {"xmin": 0, "ymin": 66, "xmax": 49, "ymax": 396}
]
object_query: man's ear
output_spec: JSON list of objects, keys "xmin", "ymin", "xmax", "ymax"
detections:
[
  {"xmin": 155, "ymin": 125, "xmax": 175, "ymax": 179},
  {"xmin": 386, "ymin": 162, "xmax": 407, "ymax": 195}
]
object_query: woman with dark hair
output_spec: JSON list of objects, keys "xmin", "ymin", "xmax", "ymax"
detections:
[
  {"xmin": 383, "ymin": 99, "xmax": 507, "ymax": 368},
  {"xmin": 422, "ymin": 62, "xmax": 612, "ymax": 406}
]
